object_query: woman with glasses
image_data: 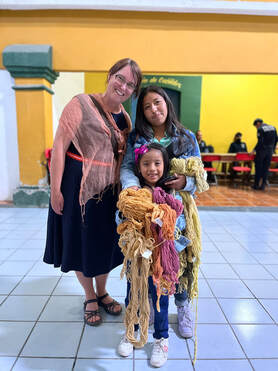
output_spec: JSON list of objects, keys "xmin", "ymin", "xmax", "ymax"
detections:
[{"xmin": 43, "ymin": 58, "xmax": 142, "ymax": 326}]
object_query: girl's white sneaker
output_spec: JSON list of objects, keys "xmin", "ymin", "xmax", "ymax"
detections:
[
  {"xmin": 150, "ymin": 337, "xmax": 168, "ymax": 367},
  {"xmin": 117, "ymin": 331, "xmax": 138, "ymax": 357}
]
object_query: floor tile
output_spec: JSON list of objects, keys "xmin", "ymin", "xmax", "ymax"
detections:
[
  {"xmin": 251, "ymin": 252, "xmax": 278, "ymax": 264},
  {"xmin": 243, "ymin": 243, "xmax": 274, "ymax": 253},
  {"xmin": 12, "ymin": 276, "xmax": 60, "ymax": 295},
  {"xmin": 0, "ymin": 249, "xmax": 15, "ymax": 260},
  {"xmin": 221, "ymin": 251, "xmax": 258, "ymax": 264},
  {"xmin": 250, "ymin": 359, "xmax": 278, "ymax": 371},
  {"xmin": 259, "ymin": 299, "xmax": 278, "ymax": 322},
  {"xmin": 0, "ymin": 295, "xmax": 48, "ymax": 321},
  {"xmin": 194, "ymin": 359, "xmax": 252, "ymax": 371},
  {"xmin": 200, "ymin": 252, "xmax": 226, "ymax": 264},
  {"xmin": 196, "ymin": 298, "xmax": 227, "ymax": 323},
  {"xmin": 39, "ymin": 295, "xmax": 84, "ymax": 322},
  {"xmin": 31, "ymin": 231, "xmax": 46, "ymax": 239},
  {"xmin": 218, "ymin": 298, "xmax": 274, "ymax": 324},
  {"xmin": 0, "ymin": 295, "xmax": 6, "ymax": 304},
  {"xmin": 214, "ymin": 242, "xmax": 245, "ymax": 252},
  {"xmin": 22, "ymin": 239, "xmax": 46, "ymax": 249},
  {"xmin": 187, "ymin": 324, "xmax": 245, "ymax": 359},
  {"xmin": 27, "ymin": 261, "xmax": 62, "ymax": 276},
  {"xmin": 52, "ymin": 277, "xmax": 84, "ymax": 295},
  {"xmin": 78, "ymin": 322, "xmax": 125, "ymax": 358},
  {"xmin": 0, "ymin": 223, "xmax": 17, "ymax": 231},
  {"xmin": 21, "ymin": 322, "xmax": 83, "ymax": 357},
  {"xmin": 0, "ymin": 322, "xmax": 34, "ymax": 356},
  {"xmin": 243, "ymin": 280, "xmax": 278, "ymax": 298},
  {"xmin": 0, "ymin": 276, "xmax": 23, "ymax": 295},
  {"xmin": 134, "ymin": 359, "xmax": 193, "ymax": 370},
  {"xmin": 7, "ymin": 248, "xmax": 42, "ymax": 261},
  {"xmin": 75, "ymin": 359, "xmax": 133, "ymax": 371},
  {"xmin": 232, "ymin": 324, "xmax": 278, "ymax": 357},
  {"xmin": 264, "ymin": 264, "xmax": 278, "ymax": 279},
  {"xmin": 0, "ymin": 261, "xmax": 35, "ymax": 276},
  {"xmin": 0, "ymin": 357, "xmax": 16, "ymax": 370},
  {"xmin": 208, "ymin": 279, "xmax": 254, "ymax": 298},
  {"xmin": 230, "ymin": 264, "xmax": 274, "ymax": 279},
  {"xmin": 110, "ymin": 264, "xmax": 124, "ymax": 278},
  {"xmin": 0, "ymin": 231, "xmax": 9, "ymax": 238},
  {"xmin": 13, "ymin": 357, "xmax": 74, "ymax": 370},
  {"xmin": 200, "ymin": 242, "xmax": 218, "ymax": 252},
  {"xmin": 4, "ymin": 230, "xmax": 36, "ymax": 239},
  {"xmin": 0, "ymin": 239, "xmax": 25, "ymax": 249},
  {"xmin": 201, "ymin": 264, "xmax": 238, "ymax": 279},
  {"xmin": 106, "ymin": 277, "xmax": 127, "ymax": 297},
  {"xmin": 209, "ymin": 234, "xmax": 236, "ymax": 243},
  {"xmin": 198, "ymin": 279, "xmax": 214, "ymax": 298}
]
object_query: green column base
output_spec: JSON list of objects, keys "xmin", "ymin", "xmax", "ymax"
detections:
[{"xmin": 13, "ymin": 186, "xmax": 50, "ymax": 208}]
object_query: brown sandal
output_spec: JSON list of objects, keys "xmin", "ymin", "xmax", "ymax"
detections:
[
  {"xmin": 83, "ymin": 299, "xmax": 102, "ymax": 326},
  {"xmin": 97, "ymin": 293, "xmax": 122, "ymax": 316}
]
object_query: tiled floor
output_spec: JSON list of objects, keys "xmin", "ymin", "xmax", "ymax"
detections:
[
  {"xmin": 0, "ymin": 207, "xmax": 278, "ymax": 371},
  {"xmin": 196, "ymin": 185, "xmax": 278, "ymax": 208}
]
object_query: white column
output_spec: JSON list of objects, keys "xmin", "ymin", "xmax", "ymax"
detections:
[{"xmin": 0, "ymin": 70, "xmax": 19, "ymax": 201}]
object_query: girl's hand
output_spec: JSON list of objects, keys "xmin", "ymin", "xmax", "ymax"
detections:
[
  {"xmin": 127, "ymin": 186, "xmax": 140, "ymax": 191},
  {"xmin": 51, "ymin": 189, "xmax": 64, "ymax": 215},
  {"xmin": 164, "ymin": 173, "xmax": 186, "ymax": 191}
]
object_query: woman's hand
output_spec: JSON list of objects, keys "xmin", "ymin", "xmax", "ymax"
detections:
[
  {"xmin": 127, "ymin": 186, "xmax": 140, "ymax": 191},
  {"xmin": 51, "ymin": 189, "xmax": 64, "ymax": 215},
  {"xmin": 164, "ymin": 173, "xmax": 186, "ymax": 191}
]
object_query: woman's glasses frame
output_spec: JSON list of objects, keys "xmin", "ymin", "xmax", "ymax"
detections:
[{"xmin": 115, "ymin": 74, "xmax": 136, "ymax": 91}]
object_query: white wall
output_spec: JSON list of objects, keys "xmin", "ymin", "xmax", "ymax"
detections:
[
  {"xmin": 0, "ymin": 70, "xmax": 19, "ymax": 201},
  {"xmin": 52, "ymin": 72, "xmax": 84, "ymax": 135}
]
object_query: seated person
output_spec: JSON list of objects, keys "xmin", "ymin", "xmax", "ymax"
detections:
[
  {"xmin": 195, "ymin": 130, "xmax": 216, "ymax": 183},
  {"xmin": 195, "ymin": 130, "xmax": 207, "ymax": 153},
  {"xmin": 228, "ymin": 132, "xmax": 248, "ymax": 153},
  {"xmin": 228, "ymin": 133, "xmax": 248, "ymax": 179}
]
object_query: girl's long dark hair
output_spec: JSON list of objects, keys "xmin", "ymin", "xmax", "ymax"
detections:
[
  {"xmin": 134, "ymin": 143, "xmax": 170, "ymax": 190},
  {"xmin": 135, "ymin": 86, "xmax": 193, "ymax": 147}
]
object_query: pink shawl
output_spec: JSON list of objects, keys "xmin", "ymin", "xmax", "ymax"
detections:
[{"xmin": 59, "ymin": 93, "xmax": 132, "ymax": 213}]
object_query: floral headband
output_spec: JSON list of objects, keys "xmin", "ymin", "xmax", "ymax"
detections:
[{"xmin": 134, "ymin": 144, "xmax": 149, "ymax": 163}]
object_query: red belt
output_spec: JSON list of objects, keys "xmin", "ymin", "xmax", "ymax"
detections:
[{"xmin": 66, "ymin": 151, "xmax": 113, "ymax": 167}]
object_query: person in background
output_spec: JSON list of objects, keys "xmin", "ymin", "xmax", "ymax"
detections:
[
  {"xmin": 195, "ymin": 130, "xmax": 207, "ymax": 153},
  {"xmin": 43, "ymin": 58, "xmax": 142, "ymax": 326},
  {"xmin": 251, "ymin": 118, "xmax": 278, "ymax": 190},
  {"xmin": 196, "ymin": 130, "xmax": 216, "ymax": 183},
  {"xmin": 228, "ymin": 132, "xmax": 248, "ymax": 153}
]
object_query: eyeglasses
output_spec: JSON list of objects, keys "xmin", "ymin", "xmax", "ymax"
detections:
[{"xmin": 115, "ymin": 74, "xmax": 136, "ymax": 91}]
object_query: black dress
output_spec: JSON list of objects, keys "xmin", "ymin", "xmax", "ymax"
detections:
[{"xmin": 43, "ymin": 112, "xmax": 127, "ymax": 277}]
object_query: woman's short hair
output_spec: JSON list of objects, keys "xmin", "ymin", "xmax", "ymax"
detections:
[{"xmin": 108, "ymin": 58, "xmax": 142, "ymax": 97}]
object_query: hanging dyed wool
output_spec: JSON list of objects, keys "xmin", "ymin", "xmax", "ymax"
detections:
[
  {"xmin": 117, "ymin": 187, "xmax": 183, "ymax": 347},
  {"xmin": 170, "ymin": 156, "xmax": 209, "ymax": 364},
  {"xmin": 151, "ymin": 187, "xmax": 184, "ymax": 310},
  {"xmin": 170, "ymin": 156, "xmax": 208, "ymax": 299}
]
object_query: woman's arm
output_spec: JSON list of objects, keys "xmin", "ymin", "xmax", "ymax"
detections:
[
  {"xmin": 50, "ymin": 128, "xmax": 72, "ymax": 215},
  {"xmin": 50, "ymin": 97, "xmax": 81, "ymax": 214},
  {"xmin": 120, "ymin": 132, "xmax": 141, "ymax": 189}
]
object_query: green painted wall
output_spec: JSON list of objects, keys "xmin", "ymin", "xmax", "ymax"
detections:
[{"xmin": 123, "ymin": 74, "xmax": 202, "ymax": 132}]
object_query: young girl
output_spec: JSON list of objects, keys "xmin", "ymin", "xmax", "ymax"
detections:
[{"xmin": 117, "ymin": 143, "xmax": 188, "ymax": 368}]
